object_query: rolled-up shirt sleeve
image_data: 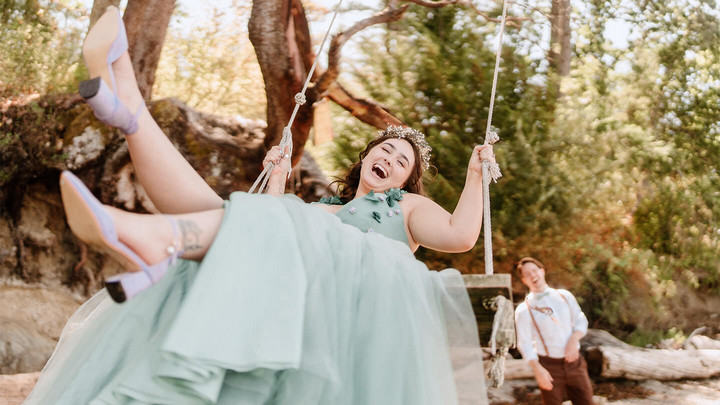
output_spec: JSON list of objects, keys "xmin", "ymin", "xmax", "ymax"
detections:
[
  {"xmin": 560, "ymin": 289, "xmax": 588, "ymax": 335},
  {"xmin": 514, "ymin": 304, "xmax": 539, "ymax": 361}
]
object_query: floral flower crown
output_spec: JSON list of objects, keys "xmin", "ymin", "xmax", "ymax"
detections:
[{"xmin": 377, "ymin": 125, "xmax": 432, "ymax": 170}]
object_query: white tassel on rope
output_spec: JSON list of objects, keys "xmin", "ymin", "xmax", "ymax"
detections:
[
  {"xmin": 481, "ymin": 133, "xmax": 501, "ymax": 275},
  {"xmin": 249, "ymin": 0, "xmax": 344, "ymax": 194}
]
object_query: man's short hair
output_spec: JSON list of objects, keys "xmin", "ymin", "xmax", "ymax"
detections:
[{"xmin": 514, "ymin": 256, "xmax": 545, "ymax": 279}]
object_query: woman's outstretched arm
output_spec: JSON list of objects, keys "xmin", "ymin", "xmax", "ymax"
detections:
[{"xmin": 405, "ymin": 144, "xmax": 494, "ymax": 253}]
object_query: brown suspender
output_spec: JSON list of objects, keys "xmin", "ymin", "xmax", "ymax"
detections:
[
  {"xmin": 526, "ymin": 300, "xmax": 550, "ymax": 355},
  {"xmin": 525, "ymin": 289, "xmax": 572, "ymax": 357}
]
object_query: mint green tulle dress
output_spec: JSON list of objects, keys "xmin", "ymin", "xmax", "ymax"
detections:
[{"xmin": 24, "ymin": 191, "xmax": 487, "ymax": 405}]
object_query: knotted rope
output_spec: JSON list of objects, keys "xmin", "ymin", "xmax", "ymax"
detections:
[
  {"xmin": 249, "ymin": 0, "xmax": 345, "ymax": 194},
  {"xmin": 487, "ymin": 295, "xmax": 516, "ymax": 388}
]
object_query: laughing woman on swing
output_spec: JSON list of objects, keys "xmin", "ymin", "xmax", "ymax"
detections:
[{"xmin": 24, "ymin": 6, "xmax": 495, "ymax": 405}]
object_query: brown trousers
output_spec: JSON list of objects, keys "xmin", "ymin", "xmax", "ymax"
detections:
[{"xmin": 538, "ymin": 356, "xmax": 594, "ymax": 405}]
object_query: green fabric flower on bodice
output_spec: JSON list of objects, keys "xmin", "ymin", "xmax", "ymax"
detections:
[
  {"xmin": 362, "ymin": 188, "xmax": 406, "ymax": 207},
  {"xmin": 318, "ymin": 195, "xmax": 344, "ymax": 205}
]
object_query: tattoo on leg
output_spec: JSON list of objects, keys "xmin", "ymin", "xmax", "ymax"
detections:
[{"xmin": 178, "ymin": 219, "xmax": 203, "ymax": 252}]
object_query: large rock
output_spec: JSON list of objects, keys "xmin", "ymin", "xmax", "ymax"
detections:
[
  {"xmin": 0, "ymin": 317, "xmax": 55, "ymax": 374},
  {"xmin": 0, "ymin": 372, "xmax": 39, "ymax": 405},
  {"xmin": 0, "ymin": 220, "xmax": 17, "ymax": 279},
  {"xmin": 0, "ymin": 95, "xmax": 331, "ymax": 288},
  {"xmin": 0, "ymin": 285, "xmax": 81, "ymax": 374}
]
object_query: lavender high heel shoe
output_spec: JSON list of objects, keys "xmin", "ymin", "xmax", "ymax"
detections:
[
  {"xmin": 59, "ymin": 171, "xmax": 181, "ymax": 303},
  {"xmin": 79, "ymin": 6, "xmax": 144, "ymax": 135}
]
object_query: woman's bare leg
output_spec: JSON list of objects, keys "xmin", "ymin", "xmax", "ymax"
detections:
[
  {"xmin": 107, "ymin": 206, "xmax": 224, "ymax": 263},
  {"xmin": 82, "ymin": 6, "xmax": 222, "ymax": 213},
  {"xmin": 112, "ymin": 53, "xmax": 224, "ymax": 213}
]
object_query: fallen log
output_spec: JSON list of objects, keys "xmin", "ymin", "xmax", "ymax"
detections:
[
  {"xmin": 586, "ymin": 345, "xmax": 720, "ymax": 380},
  {"xmin": 498, "ymin": 358, "xmax": 535, "ymax": 380},
  {"xmin": 504, "ymin": 329, "xmax": 720, "ymax": 381},
  {"xmin": 499, "ymin": 329, "xmax": 622, "ymax": 381},
  {"xmin": 581, "ymin": 328, "xmax": 635, "ymax": 350},
  {"xmin": 683, "ymin": 335, "xmax": 720, "ymax": 351}
]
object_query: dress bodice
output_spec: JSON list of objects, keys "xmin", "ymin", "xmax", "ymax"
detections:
[{"xmin": 319, "ymin": 189, "xmax": 409, "ymax": 246}]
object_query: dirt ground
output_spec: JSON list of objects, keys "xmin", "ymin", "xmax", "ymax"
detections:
[{"xmin": 489, "ymin": 377, "xmax": 720, "ymax": 404}]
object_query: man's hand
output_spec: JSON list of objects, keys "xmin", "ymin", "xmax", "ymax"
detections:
[
  {"xmin": 530, "ymin": 359, "xmax": 554, "ymax": 391},
  {"xmin": 565, "ymin": 330, "xmax": 584, "ymax": 363},
  {"xmin": 565, "ymin": 342, "xmax": 580, "ymax": 363},
  {"xmin": 534, "ymin": 364, "xmax": 554, "ymax": 391}
]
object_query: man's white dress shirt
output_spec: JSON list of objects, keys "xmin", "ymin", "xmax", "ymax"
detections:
[{"xmin": 514, "ymin": 288, "xmax": 588, "ymax": 361}]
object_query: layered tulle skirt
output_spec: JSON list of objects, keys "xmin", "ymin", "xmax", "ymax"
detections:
[{"xmin": 24, "ymin": 192, "xmax": 487, "ymax": 405}]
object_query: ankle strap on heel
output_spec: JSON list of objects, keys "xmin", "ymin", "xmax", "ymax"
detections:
[
  {"xmin": 140, "ymin": 215, "xmax": 182, "ymax": 285},
  {"xmin": 164, "ymin": 214, "xmax": 183, "ymax": 261}
]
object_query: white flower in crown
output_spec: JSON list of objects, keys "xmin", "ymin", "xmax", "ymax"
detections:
[{"xmin": 377, "ymin": 125, "xmax": 432, "ymax": 170}]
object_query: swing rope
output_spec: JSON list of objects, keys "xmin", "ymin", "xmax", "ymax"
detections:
[
  {"xmin": 481, "ymin": 0, "xmax": 508, "ymax": 275},
  {"xmin": 482, "ymin": 0, "xmax": 515, "ymax": 389},
  {"xmin": 249, "ymin": 0, "xmax": 346, "ymax": 194}
]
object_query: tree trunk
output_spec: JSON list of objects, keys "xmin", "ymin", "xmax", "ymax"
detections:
[
  {"xmin": 123, "ymin": 0, "xmax": 176, "ymax": 100},
  {"xmin": 249, "ymin": 0, "xmax": 317, "ymax": 167},
  {"xmin": 548, "ymin": 0, "xmax": 572, "ymax": 78},
  {"xmin": 88, "ymin": 0, "xmax": 120, "ymax": 28},
  {"xmin": 325, "ymin": 82, "xmax": 403, "ymax": 129}
]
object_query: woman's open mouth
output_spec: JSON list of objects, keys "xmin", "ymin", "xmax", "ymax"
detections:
[{"xmin": 372, "ymin": 164, "xmax": 388, "ymax": 179}]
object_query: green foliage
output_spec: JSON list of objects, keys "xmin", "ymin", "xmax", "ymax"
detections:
[
  {"xmin": 0, "ymin": 1, "xmax": 86, "ymax": 96},
  {"xmin": 0, "ymin": 0, "xmax": 265, "ymax": 119},
  {"xmin": 615, "ymin": 0, "xmax": 720, "ymax": 291},
  {"xmin": 633, "ymin": 176, "xmax": 720, "ymax": 288},
  {"xmin": 153, "ymin": 0, "xmax": 266, "ymax": 118},
  {"xmin": 639, "ymin": 1, "xmax": 720, "ymax": 172},
  {"xmin": 325, "ymin": 0, "xmax": 720, "ymax": 338},
  {"xmin": 0, "ymin": 132, "xmax": 19, "ymax": 147},
  {"xmin": 2, "ymin": 0, "xmax": 45, "ymax": 25},
  {"xmin": 627, "ymin": 326, "xmax": 687, "ymax": 348}
]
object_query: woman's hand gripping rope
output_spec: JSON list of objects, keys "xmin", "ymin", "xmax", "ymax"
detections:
[
  {"xmin": 262, "ymin": 146, "xmax": 291, "ymax": 196},
  {"xmin": 468, "ymin": 144, "xmax": 496, "ymax": 176}
]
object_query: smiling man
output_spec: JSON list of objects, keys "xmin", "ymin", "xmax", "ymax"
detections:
[{"xmin": 514, "ymin": 257, "xmax": 595, "ymax": 405}]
